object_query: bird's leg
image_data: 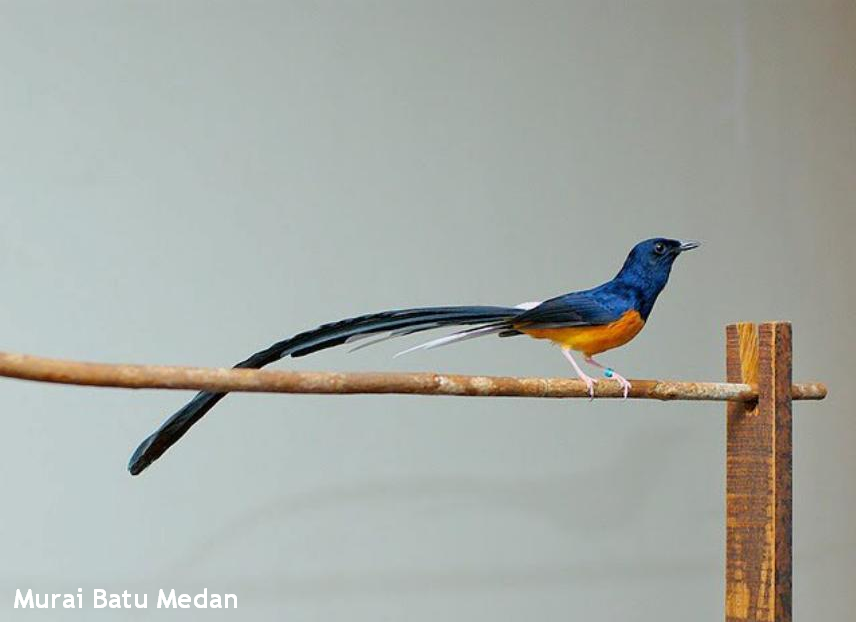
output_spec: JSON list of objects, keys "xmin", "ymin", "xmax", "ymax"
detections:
[
  {"xmin": 561, "ymin": 347, "xmax": 597, "ymax": 399},
  {"xmin": 584, "ymin": 355, "xmax": 631, "ymax": 399}
]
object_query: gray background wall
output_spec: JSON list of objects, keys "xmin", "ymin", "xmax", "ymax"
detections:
[{"xmin": 1, "ymin": 1, "xmax": 853, "ymax": 620}]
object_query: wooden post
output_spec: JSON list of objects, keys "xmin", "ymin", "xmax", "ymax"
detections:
[{"xmin": 725, "ymin": 322, "xmax": 793, "ymax": 621}]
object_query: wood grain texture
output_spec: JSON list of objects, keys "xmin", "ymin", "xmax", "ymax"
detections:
[{"xmin": 726, "ymin": 322, "xmax": 793, "ymax": 622}]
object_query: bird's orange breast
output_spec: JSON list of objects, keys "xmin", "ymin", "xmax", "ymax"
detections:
[{"xmin": 517, "ymin": 310, "xmax": 645, "ymax": 356}]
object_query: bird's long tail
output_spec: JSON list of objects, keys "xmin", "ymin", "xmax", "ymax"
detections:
[{"xmin": 128, "ymin": 305, "xmax": 522, "ymax": 475}]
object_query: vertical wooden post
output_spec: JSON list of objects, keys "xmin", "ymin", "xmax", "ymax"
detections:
[{"xmin": 725, "ymin": 322, "xmax": 793, "ymax": 621}]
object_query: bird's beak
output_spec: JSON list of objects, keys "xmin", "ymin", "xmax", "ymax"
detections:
[{"xmin": 679, "ymin": 240, "xmax": 701, "ymax": 252}]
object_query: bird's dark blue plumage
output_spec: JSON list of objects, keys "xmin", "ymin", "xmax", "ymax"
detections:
[{"xmin": 514, "ymin": 237, "xmax": 695, "ymax": 327}]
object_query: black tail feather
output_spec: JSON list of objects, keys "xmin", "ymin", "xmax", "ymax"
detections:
[{"xmin": 128, "ymin": 305, "xmax": 520, "ymax": 475}]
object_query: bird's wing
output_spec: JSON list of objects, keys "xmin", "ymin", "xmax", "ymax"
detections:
[{"xmin": 512, "ymin": 291, "xmax": 624, "ymax": 328}]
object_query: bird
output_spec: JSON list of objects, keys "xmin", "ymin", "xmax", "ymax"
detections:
[{"xmin": 128, "ymin": 237, "xmax": 699, "ymax": 475}]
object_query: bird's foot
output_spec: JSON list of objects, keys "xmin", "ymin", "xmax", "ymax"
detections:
[
  {"xmin": 580, "ymin": 372, "xmax": 598, "ymax": 400},
  {"xmin": 561, "ymin": 348, "xmax": 598, "ymax": 400},
  {"xmin": 603, "ymin": 368, "xmax": 631, "ymax": 399}
]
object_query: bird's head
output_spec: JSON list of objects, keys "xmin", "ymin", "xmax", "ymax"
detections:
[{"xmin": 614, "ymin": 238, "xmax": 700, "ymax": 315}]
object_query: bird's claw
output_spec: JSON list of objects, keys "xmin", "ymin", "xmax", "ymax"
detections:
[
  {"xmin": 612, "ymin": 374, "xmax": 631, "ymax": 399},
  {"xmin": 582, "ymin": 375, "xmax": 598, "ymax": 400}
]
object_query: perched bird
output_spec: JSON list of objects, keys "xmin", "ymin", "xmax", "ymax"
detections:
[{"xmin": 128, "ymin": 237, "xmax": 698, "ymax": 475}]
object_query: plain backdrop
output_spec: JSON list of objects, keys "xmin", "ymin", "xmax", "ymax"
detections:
[{"xmin": 0, "ymin": 1, "xmax": 853, "ymax": 620}]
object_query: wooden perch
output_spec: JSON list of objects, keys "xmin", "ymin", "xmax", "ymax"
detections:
[{"xmin": 0, "ymin": 351, "xmax": 826, "ymax": 402}]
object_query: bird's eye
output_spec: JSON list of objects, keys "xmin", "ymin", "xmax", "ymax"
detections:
[{"xmin": 653, "ymin": 242, "xmax": 666, "ymax": 255}]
